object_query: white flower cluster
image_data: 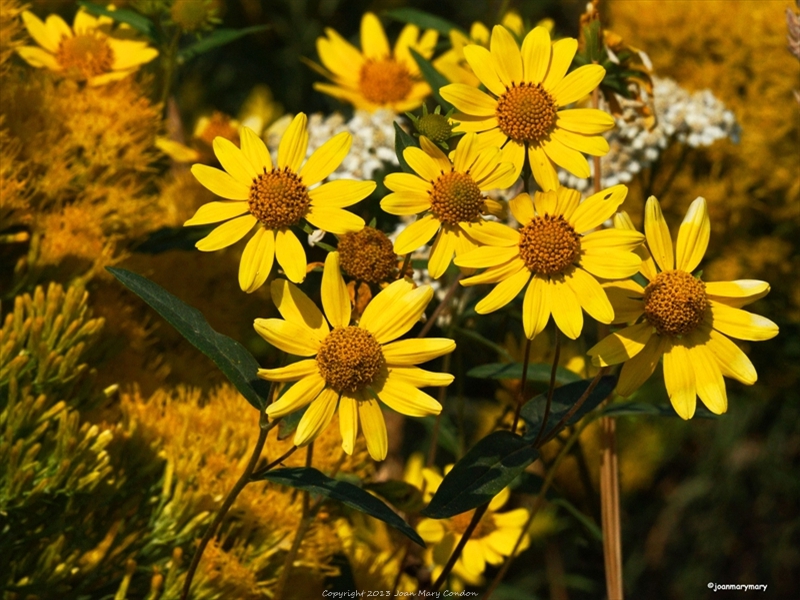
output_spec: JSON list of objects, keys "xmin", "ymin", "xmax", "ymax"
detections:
[{"xmin": 559, "ymin": 76, "xmax": 740, "ymax": 191}]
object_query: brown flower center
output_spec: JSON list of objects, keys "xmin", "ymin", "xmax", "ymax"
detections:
[
  {"xmin": 359, "ymin": 59, "xmax": 414, "ymax": 105},
  {"xmin": 450, "ymin": 510, "xmax": 497, "ymax": 539},
  {"xmin": 518, "ymin": 215, "xmax": 581, "ymax": 275},
  {"xmin": 197, "ymin": 111, "xmax": 239, "ymax": 147},
  {"xmin": 430, "ymin": 171, "xmax": 484, "ymax": 225},
  {"xmin": 316, "ymin": 327, "xmax": 385, "ymax": 393},
  {"xmin": 496, "ymin": 83, "xmax": 558, "ymax": 144},
  {"xmin": 644, "ymin": 270, "xmax": 708, "ymax": 337},
  {"xmin": 248, "ymin": 167, "xmax": 310, "ymax": 229},
  {"xmin": 55, "ymin": 33, "xmax": 114, "ymax": 79},
  {"xmin": 338, "ymin": 227, "xmax": 397, "ymax": 284}
]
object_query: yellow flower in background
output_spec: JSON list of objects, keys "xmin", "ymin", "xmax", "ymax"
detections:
[
  {"xmin": 382, "ymin": 133, "xmax": 515, "ymax": 279},
  {"xmin": 456, "ymin": 185, "xmax": 643, "ymax": 340},
  {"xmin": 313, "ymin": 12, "xmax": 437, "ymax": 113},
  {"xmin": 255, "ymin": 253, "xmax": 455, "ymax": 461},
  {"xmin": 588, "ymin": 197, "xmax": 779, "ymax": 419},
  {"xmin": 185, "ymin": 114, "xmax": 375, "ymax": 291},
  {"xmin": 415, "ymin": 465, "xmax": 530, "ymax": 588},
  {"xmin": 17, "ymin": 10, "xmax": 157, "ymax": 85},
  {"xmin": 440, "ymin": 25, "xmax": 613, "ymax": 191}
]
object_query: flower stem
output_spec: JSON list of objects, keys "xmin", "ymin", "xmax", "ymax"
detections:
[
  {"xmin": 429, "ymin": 503, "xmax": 489, "ymax": 593},
  {"xmin": 538, "ymin": 366, "xmax": 608, "ymax": 447},
  {"xmin": 510, "ymin": 337, "xmax": 533, "ymax": 434},
  {"xmin": 417, "ymin": 273, "xmax": 464, "ymax": 339},
  {"xmin": 531, "ymin": 329, "xmax": 561, "ymax": 445},
  {"xmin": 250, "ymin": 445, "xmax": 299, "ymax": 479},
  {"xmin": 426, "ymin": 351, "xmax": 452, "ymax": 467}
]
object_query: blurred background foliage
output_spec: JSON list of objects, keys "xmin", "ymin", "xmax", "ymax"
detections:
[{"xmin": 1, "ymin": 0, "xmax": 798, "ymax": 598}]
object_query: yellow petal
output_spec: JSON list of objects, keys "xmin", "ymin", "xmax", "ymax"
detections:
[
  {"xmin": 580, "ymin": 249, "xmax": 642, "ymax": 280},
  {"xmin": 555, "ymin": 186, "xmax": 582, "ymax": 220},
  {"xmin": 360, "ymin": 12, "xmax": 390, "ymax": 59},
  {"xmin": 509, "ymin": 192, "xmax": 534, "ymax": 224},
  {"xmin": 404, "ymin": 147, "xmax": 443, "ymax": 182},
  {"xmin": 361, "ymin": 285, "xmax": 433, "ymax": 344},
  {"xmin": 110, "ymin": 41, "xmax": 158, "ymax": 71},
  {"xmin": 386, "ymin": 367, "xmax": 454, "ymax": 387},
  {"xmin": 543, "ymin": 38, "xmax": 578, "ymax": 90},
  {"xmin": 258, "ymin": 359, "xmax": 318, "ymax": 382},
  {"xmin": 570, "ymin": 184, "xmax": 630, "ymax": 233},
  {"xmin": 468, "ymin": 146, "xmax": 502, "ymax": 184},
  {"xmin": 462, "ymin": 44, "xmax": 505, "ymax": 96},
  {"xmin": 550, "ymin": 64, "xmax": 606, "ymax": 107},
  {"xmin": 458, "ymin": 219, "xmax": 519, "ymax": 245},
  {"xmin": 305, "ymin": 205, "xmax": 364, "ymax": 235},
  {"xmin": 706, "ymin": 329, "xmax": 757, "ymax": 385},
  {"xmin": 565, "ymin": 267, "xmax": 614, "ymax": 324},
  {"xmin": 705, "ymin": 280, "xmax": 771, "ymax": 308},
  {"xmin": 454, "ymin": 245, "xmax": 519, "ymax": 269},
  {"xmin": 549, "ymin": 278, "xmax": 583, "ymax": 339},
  {"xmin": 374, "ymin": 377, "xmax": 442, "ymax": 417},
  {"xmin": 239, "ymin": 227, "xmax": 269, "ymax": 292},
  {"xmin": 644, "ymin": 196, "xmax": 674, "ymax": 271},
  {"xmin": 300, "ymin": 131, "xmax": 352, "ymax": 186},
  {"xmin": 213, "ymin": 137, "xmax": 258, "ymax": 185},
  {"xmin": 381, "ymin": 338, "xmax": 455, "ymax": 365},
  {"xmin": 417, "ymin": 518, "xmax": 445, "ymax": 543},
  {"xmin": 461, "ymin": 540, "xmax": 486, "ymax": 576},
  {"xmin": 533, "ymin": 189, "xmax": 557, "ymax": 216},
  {"xmin": 521, "ymin": 26, "xmax": 551, "ymax": 83},
  {"xmin": 687, "ymin": 343, "xmax": 727, "ymax": 415},
  {"xmin": 239, "ymin": 125, "xmax": 272, "ymax": 171},
  {"xmin": 73, "ymin": 10, "xmax": 96, "ymax": 32},
  {"xmin": 542, "ymin": 137, "xmax": 590, "ymax": 178},
  {"xmin": 184, "ymin": 201, "xmax": 249, "ymax": 226},
  {"xmin": 419, "ymin": 136, "xmax": 452, "ymax": 173},
  {"xmin": 528, "ymin": 144, "xmax": 559, "ymax": 192},
  {"xmin": 428, "ymin": 228, "xmax": 458, "ymax": 279},
  {"xmin": 475, "ymin": 268, "xmax": 531, "ymax": 314},
  {"xmin": 475, "ymin": 161, "xmax": 515, "ymax": 191},
  {"xmin": 195, "ymin": 215, "xmax": 256, "ymax": 251},
  {"xmin": 490, "ymin": 25, "xmax": 522, "ymax": 86},
  {"xmin": 339, "ymin": 393, "xmax": 359, "ymax": 455},
  {"xmin": 322, "ymin": 252, "xmax": 351, "ymax": 328},
  {"xmin": 663, "ymin": 342, "xmax": 696, "ymax": 419},
  {"xmin": 275, "ymin": 228, "xmax": 307, "ymax": 283},
  {"xmin": 581, "ymin": 229, "xmax": 644, "ymax": 254},
  {"xmin": 603, "ymin": 280, "xmax": 645, "ymax": 325},
  {"xmin": 393, "ymin": 214, "xmax": 440, "ymax": 254},
  {"xmin": 709, "ymin": 300, "xmax": 779, "ymax": 341},
  {"xmin": 266, "ymin": 373, "xmax": 326, "ymax": 419},
  {"xmin": 278, "ymin": 113, "xmax": 309, "ymax": 172},
  {"xmin": 588, "ymin": 322, "xmax": 653, "ymax": 367},
  {"xmin": 551, "ymin": 128, "xmax": 610, "ymax": 156},
  {"xmin": 461, "ymin": 258, "xmax": 526, "ymax": 287},
  {"xmin": 270, "ymin": 277, "xmax": 328, "ymax": 340},
  {"xmin": 380, "ymin": 192, "xmax": 432, "ymax": 215},
  {"xmin": 384, "ymin": 172, "xmax": 431, "ymax": 194},
  {"xmin": 453, "ymin": 132, "xmax": 480, "ymax": 173},
  {"xmin": 675, "ymin": 197, "xmax": 710, "ymax": 273},
  {"xmin": 22, "ymin": 11, "xmax": 58, "ymax": 52},
  {"xmin": 394, "ymin": 23, "xmax": 421, "ymax": 66},
  {"xmin": 616, "ymin": 334, "xmax": 668, "ymax": 397},
  {"xmin": 254, "ymin": 318, "xmax": 322, "ymax": 357},
  {"xmin": 439, "ymin": 84, "xmax": 498, "ymax": 117},
  {"xmin": 452, "ymin": 114, "xmax": 500, "ymax": 133},
  {"xmin": 556, "ymin": 108, "xmax": 616, "ymax": 135},
  {"xmin": 16, "ymin": 46, "xmax": 59, "ymax": 70},
  {"xmin": 358, "ymin": 396, "xmax": 388, "ymax": 461},
  {"xmin": 523, "ymin": 275, "xmax": 551, "ymax": 339},
  {"xmin": 295, "ymin": 387, "xmax": 339, "ymax": 446},
  {"xmin": 318, "ymin": 28, "xmax": 364, "ymax": 78},
  {"xmin": 309, "ymin": 180, "xmax": 376, "ymax": 207},
  {"xmin": 191, "ymin": 164, "xmax": 251, "ymax": 200}
]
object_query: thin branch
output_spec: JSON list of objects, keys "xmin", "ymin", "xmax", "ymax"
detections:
[
  {"xmin": 510, "ymin": 337, "xmax": 533, "ymax": 433},
  {"xmin": 251, "ymin": 445, "xmax": 299, "ymax": 480},
  {"xmin": 418, "ymin": 273, "xmax": 464, "ymax": 339},
  {"xmin": 531, "ymin": 329, "xmax": 561, "ymax": 445},
  {"xmin": 429, "ymin": 503, "xmax": 489, "ymax": 592},
  {"xmin": 538, "ymin": 367, "xmax": 608, "ymax": 447}
]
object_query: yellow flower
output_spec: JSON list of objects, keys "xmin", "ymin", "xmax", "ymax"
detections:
[
  {"xmin": 255, "ymin": 253, "xmax": 455, "ymax": 461},
  {"xmin": 415, "ymin": 465, "xmax": 530, "ymax": 588},
  {"xmin": 313, "ymin": 12, "xmax": 437, "ymax": 113},
  {"xmin": 440, "ymin": 25, "xmax": 614, "ymax": 191},
  {"xmin": 588, "ymin": 197, "xmax": 779, "ymax": 419},
  {"xmin": 382, "ymin": 133, "xmax": 515, "ymax": 278},
  {"xmin": 17, "ymin": 9, "xmax": 157, "ymax": 86},
  {"xmin": 185, "ymin": 114, "xmax": 375, "ymax": 291},
  {"xmin": 455, "ymin": 185, "xmax": 643, "ymax": 340}
]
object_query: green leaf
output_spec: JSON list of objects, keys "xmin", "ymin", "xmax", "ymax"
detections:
[
  {"xmin": 521, "ymin": 375, "xmax": 617, "ymax": 443},
  {"xmin": 364, "ymin": 480, "xmax": 425, "ymax": 513},
  {"xmin": 467, "ymin": 362, "xmax": 581, "ymax": 385},
  {"xmin": 551, "ymin": 498, "xmax": 602, "ymax": 541},
  {"xmin": 77, "ymin": 1, "xmax": 158, "ymax": 41},
  {"xmin": 422, "ymin": 431, "xmax": 538, "ymax": 519},
  {"xmin": 394, "ymin": 122, "xmax": 419, "ymax": 174},
  {"xmin": 581, "ymin": 19, "xmax": 605, "ymax": 64},
  {"xmin": 107, "ymin": 267, "xmax": 270, "ymax": 410},
  {"xmin": 258, "ymin": 467, "xmax": 424, "ymax": 546},
  {"xmin": 277, "ymin": 403, "xmax": 307, "ymax": 440},
  {"xmin": 601, "ymin": 401, "xmax": 719, "ymax": 419},
  {"xmin": 384, "ymin": 8, "xmax": 466, "ymax": 36},
  {"xmin": 178, "ymin": 25, "xmax": 271, "ymax": 64},
  {"xmin": 409, "ymin": 48, "xmax": 454, "ymax": 112}
]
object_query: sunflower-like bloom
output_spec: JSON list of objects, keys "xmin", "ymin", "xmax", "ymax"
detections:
[
  {"xmin": 440, "ymin": 25, "xmax": 613, "ymax": 191},
  {"xmin": 413, "ymin": 465, "xmax": 530, "ymax": 588},
  {"xmin": 588, "ymin": 197, "xmax": 779, "ymax": 419},
  {"xmin": 455, "ymin": 185, "xmax": 644, "ymax": 340},
  {"xmin": 17, "ymin": 10, "xmax": 157, "ymax": 85},
  {"xmin": 382, "ymin": 133, "xmax": 515, "ymax": 278},
  {"xmin": 255, "ymin": 253, "xmax": 455, "ymax": 461},
  {"xmin": 313, "ymin": 12, "xmax": 437, "ymax": 113},
  {"xmin": 185, "ymin": 114, "xmax": 375, "ymax": 291}
]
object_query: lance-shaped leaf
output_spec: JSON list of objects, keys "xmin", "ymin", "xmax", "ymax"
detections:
[
  {"xmin": 107, "ymin": 267, "xmax": 270, "ymax": 410},
  {"xmin": 178, "ymin": 25, "xmax": 271, "ymax": 64},
  {"xmin": 78, "ymin": 1, "xmax": 158, "ymax": 41},
  {"xmin": 521, "ymin": 375, "xmax": 617, "ymax": 443},
  {"xmin": 394, "ymin": 122, "xmax": 419, "ymax": 174},
  {"xmin": 258, "ymin": 467, "xmax": 424, "ymax": 546},
  {"xmin": 422, "ymin": 431, "xmax": 538, "ymax": 519},
  {"xmin": 385, "ymin": 8, "xmax": 466, "ymax": 36},
  {"xmin": 410, "ymin": 48, "xmax": 454, "ymax": 112},
  {"xmin": 467, "ymin": 362, "xmax": 581, "ymax": 385}
]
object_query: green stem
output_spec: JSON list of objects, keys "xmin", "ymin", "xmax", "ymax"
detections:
[
  {"xmin": 429, "ymin": 503, "xmax": 490, "ymax": 592},
  {"xmin": 510, "ymin": 337, "xmax": 533, "ymax": 434},
  {"xmin": 159, "ymin": 28, "xmax": 182, "ymax": 112},
  {"xmin": 531, "ymin": 329, "xmax": 560, "ymax": 445}
]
